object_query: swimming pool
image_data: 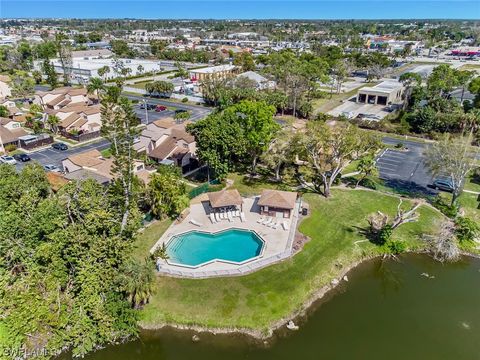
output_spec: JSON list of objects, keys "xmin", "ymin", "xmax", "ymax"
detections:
[{"xmin": 166, "ymin": 229, "xmax": 264, "ymax": 267}]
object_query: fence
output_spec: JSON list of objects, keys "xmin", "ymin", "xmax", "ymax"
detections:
[
  {"xmin": 187, "ymin": 179, "xmax": 222, "ymax": 199},
  {"xmin": 61, "ymin": 130, "xmax": 101, "ymax": 142}
]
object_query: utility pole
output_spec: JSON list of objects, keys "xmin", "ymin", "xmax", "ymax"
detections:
[{"xmin": 142, "ymin": 99, "xmax": 149, "ymax": 124}]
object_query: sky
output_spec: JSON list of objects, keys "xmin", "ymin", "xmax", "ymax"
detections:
[{"xmin": 1, "ymin": 1, "xmax": 479, "ymax": 20}]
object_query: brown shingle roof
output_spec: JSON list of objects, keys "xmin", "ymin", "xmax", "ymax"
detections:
[
  {"xmin": 208, "ymin": 189, "xmax": 243, "ymax": 208},
  {"xmin": 0, "ymin": 126, "xmax": 27, "ymax": 144},
  {"xmin": 171, "ymin": 128, "xmax": 194, "ymax": 143},
  {"xmin": 258, "ymin": 189, "xmax": 297, "ymax": 210},
  {"xmin": 148, "ymin": 137, "xmax": 177, "ymax": 160},
  {"xmin": 67, "ymin": 149, "xmax": 103, "ymax": 167},
  {"xmin": 152, "ymin": 117, "xmax": 176, "ymax": 129},
  {"xmin": 60, "ymin": 113, "xmax": 82, "ymax": 128}
]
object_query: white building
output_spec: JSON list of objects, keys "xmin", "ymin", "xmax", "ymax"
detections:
[{"xmin": 356, "ymin": 80, "xmax": 404, "ymax": 106}]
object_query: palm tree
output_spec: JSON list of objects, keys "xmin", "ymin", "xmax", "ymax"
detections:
[
  {"xmin": 97, "ymin": 65, "xmax": 110, "ymax": 82},
  {"xmin": 121, "ymin": 259, "xmax": 155, "ymax": 309},
  {"xmin": 46, "ymin": 114, "xmax": 60, "ymax": 134},
  {"xmin": 137, "ymin": 64, "xmax": 144, "ymax": 75},
  {"xmin": 86, "ymin": 77, "xmax": 104, "ymax": 96},
  {"xmin": 152, "ymin": 243, "xmax": 169, "ymax": 261}
]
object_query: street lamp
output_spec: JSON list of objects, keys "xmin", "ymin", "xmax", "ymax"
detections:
[{"xmin": 142, "ymin": 99, "xmax": 149, "ymax": 124}]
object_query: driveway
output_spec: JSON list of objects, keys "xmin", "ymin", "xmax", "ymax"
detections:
[{"xmin": 377, "ymin": 137, "xmax": 437, "ymax": 196}]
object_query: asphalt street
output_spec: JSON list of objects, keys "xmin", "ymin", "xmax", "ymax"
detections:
[
  {"xmin": 16, "ymin": 139, "xmax": 111, "ymax": 171},
  {"xmin": 378, "ymin": 137, "xmax": 437, "ymax": 195}
]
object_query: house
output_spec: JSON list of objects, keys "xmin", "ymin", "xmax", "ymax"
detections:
[
  {"xmin": 134, "ymin": 117, "xmax": 197, "ymax": 172},
  {"xmin": 34, "ymin": 87, "xmax": 92, "ymax": 110},
  {"xmin": 236, "ymin": 71, "xmax": 275, "ymax": 90},
  {"xmin": 258, "ymin": 189, "xmax": 298, "ymax": 218},
  {"xmin": 0, "ymin": 117, "xmax": 23, "ymax": 131},
  {"xmin": 0, "ymin": 75, "xmax": 12, "ymax": 99},
  {"xmin": 62, "ymin": 149, "xmax": 151, "ymax": 185},
  {"xmin": 356, "ymin": 80, "xmax": 404, "ymax": 106},
  {"xmin": 46, "ymin": 104, "xmax": 101, "ymax": 134},
  {"xmin": 0, "ymin": 123, "xmax": 28, "ymax": 152}
]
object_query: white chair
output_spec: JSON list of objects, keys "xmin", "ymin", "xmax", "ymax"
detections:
[
  {"xmin": 263, "ymin": 217, "xmax": 272, "ymax": 226},
  {"xmin": 189, "ymin": 219, "xmax": 202, "ymax": 227},
  {"xmin": 209, "ymin": 213, "xmax": 216, "ymax": 224},
  {"xmin": 257, "ymin": 217, "xmax": 264, "ymax": 224},
  {"xmin": 282, "ymin": 221, "xmax": 289, "ymax": 231},
  {"xmin": 227, "ymin": 211, "xmax": 233, "ymax": 222},
  {"xmin": 235, "ymin": 210, "xmax": 240, "ymax": 217},
  {"xmin": 268, "ymin": 220, "xmax": 277, "ymax": 228},
  {"xmin": 240, "ymin": 212, "xmax": 246, "ymax": 222}
]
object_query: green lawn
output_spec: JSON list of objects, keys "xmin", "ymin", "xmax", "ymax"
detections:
[
  {"xmin": 227, "ymin": 172, "xmax": 297, "ymax": 197},
  {"xmin": 458, "ymin": 193, "xmax": 480, "ymax": 222},
  {"xmin": 132, "ymin": 219, "xmax": 172, "ymax": 262},
  {"xmin": 138, "ymin": 189, "xmax": 443, "ymax": 332},
  {"xmin": 464, "ymin": 171, "xmax": 480, "ymax": 193}
]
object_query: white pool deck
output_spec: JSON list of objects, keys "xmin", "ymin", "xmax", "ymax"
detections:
[{"xmin": 151, "ymin": 196, "xmax": 301, "ymax": 278}]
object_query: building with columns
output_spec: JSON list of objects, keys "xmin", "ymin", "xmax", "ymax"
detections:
[{"xmin": 356, "ymin": 80, "xmax": 404, "ymax": 106}]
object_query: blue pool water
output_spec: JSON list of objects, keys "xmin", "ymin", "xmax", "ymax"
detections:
[{"xmin": 167, "ymin": 229, "xmax": 264, "ymax": 266}]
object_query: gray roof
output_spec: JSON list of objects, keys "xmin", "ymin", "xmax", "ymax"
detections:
[{"xmin": 64, "ymin": 169, "xmax": 111, "ymax": 185}]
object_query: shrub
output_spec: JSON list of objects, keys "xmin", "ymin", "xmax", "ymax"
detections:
[
  {"xmin": 384, "ymin": 239, "xmax": 407, "ymax": 254},
  {"xmin": 455, "ymin": 217, "xmax": 480, "ymax": 243},
  {"xmin": 432, "ymin": 196, "xmax": 458, "ymax": 218},
  {"xmin": 359, "ymin": 177, "xmax": 377, "ymax": 190},
  {"xmin": 4, "ymin": 144, "xmax": 17, "ymax": 153},
  {"xmin": 378, "ymin": 224, "xmax": 393, "ymax": 245},
  {"xmin": 182, "ymin": 97, "xmax": 189, "ymax": 103},
  {"xmin": 395, "ymin": 142, "xmax": 405, "ymax": 149}
]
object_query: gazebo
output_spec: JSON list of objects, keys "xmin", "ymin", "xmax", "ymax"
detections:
[
  {"xmin": 207, "ymin": 189, "xmax": 243, "ymax": 212},
  {"xmin": 258, "ymin": 189, "xmax": 297, "ymax": 218}
]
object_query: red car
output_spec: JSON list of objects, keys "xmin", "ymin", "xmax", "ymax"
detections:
[{"xmin": 155, "ymin": 105, "xmax": 167, "ymax": 112}]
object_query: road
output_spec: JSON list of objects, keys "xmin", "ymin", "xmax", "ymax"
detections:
[
  {"xmin": 16, "ymin": 139, "xmax": 111, "ymax": 171},
  {"xmin": 377, "ymin": 137, "xmax": 437, "ymax": 196}
]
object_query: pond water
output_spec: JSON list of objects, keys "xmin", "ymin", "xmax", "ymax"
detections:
[{"xmin": 62, "ymin": 254, "xmax": 480, "ymax": 360}]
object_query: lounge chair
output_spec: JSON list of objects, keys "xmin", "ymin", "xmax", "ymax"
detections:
[
  {"xmin": 263, "ymin": 217, "xmax": 272, "ymax": 226},
  {"xmin": 209, "ymin": 213, "xmax": 216, "ymax": 224},
  {"xmin": 240, "ymin": 212, "xmax": 246, "ymax": 222},
  {"xmin": 227, "ymin": 211, "xmax": 233, "ymax": 222},
  {"xmin": 268, "ymin": 220, "xmax": 277, "ymax": 228},
  {"xmin": 235, "ymin": 210, "xmax": 240, "ymax": 217},
  {"xmin": 273, "ymin": 222, "xmax": 280, "ymax": 230},
  {"xmin": 257, "ymin": 217, "xmax": 264, "ymax": 223},
  {"xmin": 282, "ymin": 221, "xmax": 289, "ymax": 231},
  {"xmin": 215, "ymin": 212, "xmax": 221, "ymax": 222},
  {"xmin": 221, "ymin": 212, "xmax": 226, "ymax": 220},
  {"xmin": 189, "ymin": 219, "xmax": 202, "ymax": 226}
]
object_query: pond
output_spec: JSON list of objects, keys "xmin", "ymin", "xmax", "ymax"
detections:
[{"xmin": 61, "ymin": 254, "xmax": 480, "ymax": 360}]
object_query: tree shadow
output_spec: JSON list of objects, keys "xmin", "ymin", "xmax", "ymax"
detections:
[{"xmin": 382, "ymin": 178, "xmax": 437, "ymax": 198}]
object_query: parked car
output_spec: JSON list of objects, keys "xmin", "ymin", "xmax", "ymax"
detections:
[
  {"xmin": 432, "ymin": 178, "xmax": 454, "ymax": 192},
  {"xmin": 155, "ymin": 105, "xmax": 167, "ymax": 112},
  {"xmin": 13, "ymin": 153, "xmax": 31, "ymax": 162},
  {"xmin": 0, "ymin": 155, "xmax": 17, "ymax": 165},
  {"xmin": 51, "ymin": 142, "xmax": 68, "ymax": 151},
  {"xmin": 140, "ymin": 103, "xmax": 156, "ymax": 110},
  {"xmin": 175, "ymin": 109, "xmax": 187, "ymax": 114},
  {"xmin": 44, "ymin": 164, "xmax": 62, "ymax": 173}
]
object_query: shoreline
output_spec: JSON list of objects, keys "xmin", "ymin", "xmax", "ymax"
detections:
[
  {"xmin": 138, "ymin": 253, "xmax": 380, "ymax": 339},
  {"xmin": 138, "ymin": 251, "xmax": 479, "ymax": 340}
]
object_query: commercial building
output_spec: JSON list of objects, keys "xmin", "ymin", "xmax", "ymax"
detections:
[
  {"xmin": 189, "ymin": 64, "xmax": 236, "ymax": 81},
  {"xmin": 356, "ymin": 80, "xmax": 404, "ymax": 106}
]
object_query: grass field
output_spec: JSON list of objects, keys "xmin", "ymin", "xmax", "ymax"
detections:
[
  {"xmin": 138, "ymin": 189, "xmax": 443, "ymax": 332},
  {"xmin": 132, "ymin": 218, "xmax": 173, "ymax": 262}
]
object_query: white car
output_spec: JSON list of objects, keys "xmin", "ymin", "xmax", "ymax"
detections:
[
  {"xmin": 0, "ymin": 155, "xmax": 17, "ymax": 165},
  {"xmin": 43, "ymin": 164, "xmax": 62, "ymax": 173}
]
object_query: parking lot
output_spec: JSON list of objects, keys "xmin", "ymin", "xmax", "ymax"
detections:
[
  {"xmin": 128, "ymin": 95, "xmax": 212, "ymax": 125},
  {"xmin": 377, "ymin": 137, "xmax": 437, "ymax": 195}
]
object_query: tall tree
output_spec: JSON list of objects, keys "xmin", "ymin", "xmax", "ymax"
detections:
[
  {"xmin": 222, "ymin": 100, "xmax": 279, "ymax": 173},
  {"xmin": 147, "ymin": 165, "xmax": 189, "ymax": 219},
  {"xmin": 100, "ymin": 86, "xmax": 141, "ymax": 236},
  {"xmin": 55, "ymin": 33, "xmax": 73, "ymax": 85},
  {"xmin": 297, "ymin": 122, "xmax": 380, "ymax": 197},
  {"xmin": 424, "ymin": 133, "xmax": 479, "ymax": 207}
]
